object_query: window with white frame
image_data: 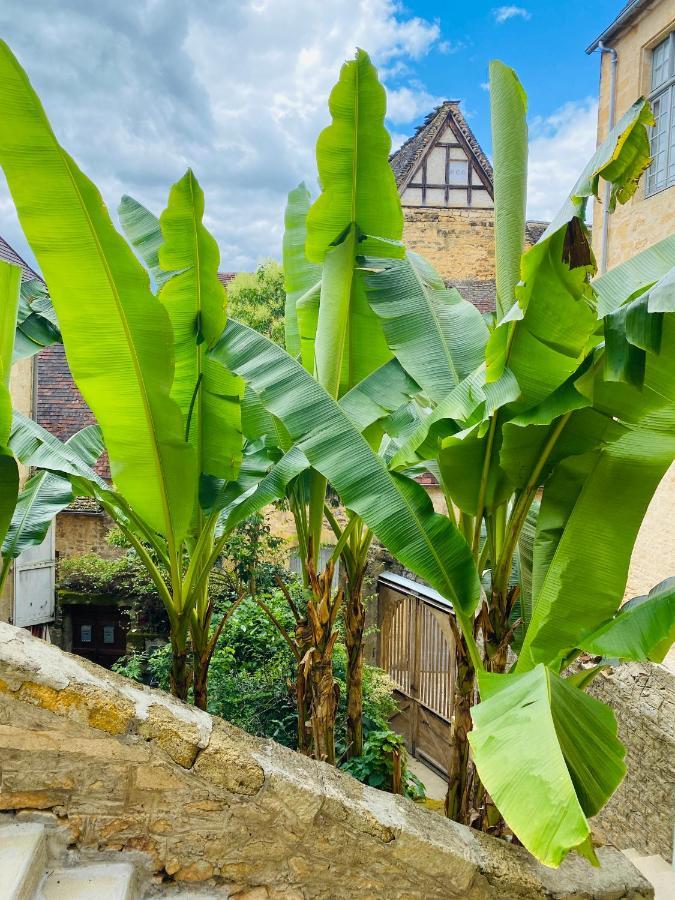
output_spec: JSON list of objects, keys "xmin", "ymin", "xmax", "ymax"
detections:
[{"xmin": 646, "ymin": 32, "xmax": 675, "ymax": 196}]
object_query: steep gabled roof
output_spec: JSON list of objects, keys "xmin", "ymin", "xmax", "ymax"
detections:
[
  {"xmin": 390, "ymin": 101, "xmax": 493, "ymax": 193},
  {"xmin": 0, "ymin": 235, "xmax": 42, "ymax": 283}
]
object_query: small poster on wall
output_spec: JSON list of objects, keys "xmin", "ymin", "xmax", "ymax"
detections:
[
  {"xmin": 103, "ymin": 625, "xmax": 115, "ymax": 644},
  {"xmin": 80, "ymin": 624, "xmax": 92, "ymax": 643}
]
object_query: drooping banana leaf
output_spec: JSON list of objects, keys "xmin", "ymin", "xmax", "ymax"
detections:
[
  {"xmin": 0, "ymin": 260, "xmax": 20, "ymax": 545},
  {"xmin": 2, "ymin": 425, "xmax": 104, "ymax": 559},
  {"xmin": 593, "ymin": 232, "xmax": 675, "ymax": 317},
  {"xmin": 579, "ymin": 577, "xmax": 675, "ymax": 664},
  {"xmin": 13, "ymin": 278, "xmax": 61, "ymax": 362},
  {"xmin": 210, "ymin": 320, "xmax": 480, "ymax": 614},
  {"xmin": 157, "ymin": 169, "xmax": 242, "ymax": 485},
  {"xmin": 362, "ymin": 253, "xmax": 489, "ymax": 404},
  {"xmin": 282, "ymin": 183, "xmax": 321, "ymax": 362},
  {"xmin": 0, "ymin": 41, "xmax": 195, "ymax": 541},
  {"xmin": 9, "ymin": 411, "xmax": 108, "ymax": 488},
  {"xmin": 469, "ymin": 665, "xmax": 626, "ymax": 868},
  {"xmin": 486, "ymin": 98, "xmax": 654, "ymax": 402},
  {"xmin": 602, "ymin": 265, "xmax": 674, "ymax": 387},
  {"xmin": 118, "ymin": 194, "xmax": 173, "ymax": 289},
  {"xmin": 490, "ymin": 61, "xmax": 528, "ymax": 320},
  {"xmin": 518, "ymin": 313, "xmax": 675, "ymax": 671}
]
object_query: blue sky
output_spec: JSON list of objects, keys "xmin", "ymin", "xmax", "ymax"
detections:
[
  {"xmin": 0, "ymin": 1, "xmax": 622, "ymax": 271},
  {"xmin": 386, "ymin": 1, "xmax": 618, "ymax": 153}
]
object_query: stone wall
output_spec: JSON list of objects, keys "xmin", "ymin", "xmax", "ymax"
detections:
[
  {"xmin": 588, "ymin": 662, "xmax": 674, "ymax": 862},
  {"xmin": 402, "ymin": 207, "xmax": 495, "ymax": 282},
  {"xmin": 55, "ymin": 508, "xmax": 119, "ymax": 560},
  {"xmin": 592, "ymin": 2, "xmax": 675, "ymax": 271},
  {"xmin": 0, "ymin": 623, "xmax": 652, "ymax": 899}
]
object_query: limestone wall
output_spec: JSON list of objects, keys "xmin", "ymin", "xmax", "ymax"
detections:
[
  {"xmin": 402, "ymin": 207, "xmax": 495, "ymax": 282},
  {"xmin": 588, "ymin": 662, "xmax": 674, "ymax": 862},
  {"xmin": 0, "ymin": 623, "xmax": 652, "ymax": 899},
  {"xmin": 592, "ymin": 2, "xmax": 675, "ymax": 270}
]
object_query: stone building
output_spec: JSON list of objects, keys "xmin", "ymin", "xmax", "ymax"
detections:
[
  {"xmin": 587, "ymin": 0, "xmax": 675, "ymax": 272},
  {"xmin": 389, "ymin": 99, "xmax": 548, "ymax": 311},
  {"xmin": 587, "ymin": 0, "xmax": 675, "ymax": 611}
]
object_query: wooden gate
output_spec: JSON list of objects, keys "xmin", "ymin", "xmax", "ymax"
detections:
[{"xmin": 377, "ymin": 571, "xmax": 456, "ymax": 776}]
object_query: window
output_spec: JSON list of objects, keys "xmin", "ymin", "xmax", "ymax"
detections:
[{"xmin": 646, "ymin": 32, "xmax": 675, "ymax": 196}]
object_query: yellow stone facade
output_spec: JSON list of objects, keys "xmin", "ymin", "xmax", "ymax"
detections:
[
  {"xmin": 591, "ymin": 2, "xmax": 675, "ymax": 616},
  {"xmin": 592, "ymin": 1, "xmax": 675, "ymax": 268},
  {"xmin": 401, "ymin": 208, "xmax": 495, "ymax": 282}
]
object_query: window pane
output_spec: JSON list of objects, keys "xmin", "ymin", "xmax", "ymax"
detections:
[
  {"xmin": 652, "ymin": 35, "xmax": 672, "ymax": 91},
  {"xmin": 647, "ymin": 86, "xmax": 672, "ymax": 193}
]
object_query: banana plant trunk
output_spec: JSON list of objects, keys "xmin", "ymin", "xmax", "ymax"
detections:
[
  {"xmin": 306, "ymin": 559, "xmax": 342, "ymax": 765},
  {"xmin": 345, "ymin": 572, "xmax": 366, "ymax": 758},
  {"xmin": 170, "ymin": 631, "xmax": 190, "ymax": 702},
  {"xmin": 445, "ymin": 626, "xmax": 476, "ymax": 824},
  {"xmin": 295, "ymin": 617, "xmax": 313, "ymax": 755}
]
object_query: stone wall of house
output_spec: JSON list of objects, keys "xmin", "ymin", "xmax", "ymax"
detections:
[
  {"xmin": 592, "ymin": 3, "xmax": 675, "ymax": 271},
  {"xmin": 55, "ymin": 509, "xmax": 119, "ymax": 561},
  {"xmin": 402, "ymin": 207, "xmax": 495, "ymax": 282},
  {"xmin": 587, "ymin": 662, "xmax": 674, "ymax": 862},
  {"xmin": 0, "ymin": 623, "xmax": 653, "ymax": 899}
]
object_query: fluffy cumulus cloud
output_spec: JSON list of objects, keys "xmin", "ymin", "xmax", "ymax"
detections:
[
  {"xmin": 0, "ymin": 0, "xmax": 445, "ymax": 272},
  {"xmin": 526, "ymin": 98, "xmax": 599, "ymax": 221},
  {"xmin": 492, "ymin": 6, "xmax": 531, "ymax": 24}
]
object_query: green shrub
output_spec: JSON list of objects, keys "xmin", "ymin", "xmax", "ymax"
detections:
[{"xmin": 341, "ymin": 730, "xmax": 426, "ymax": 800}]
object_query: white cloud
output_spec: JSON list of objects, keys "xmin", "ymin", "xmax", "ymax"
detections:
[
  {"xmin": 493, "ymin": 6, "xmax": 531, "ymax": 24},
  {"xmin": 527, "ymin": 98, "xmax": 599, "ymax": 221},
  {"xmin": 0, "ymin": 0, "xmax": 446, "ymax": 272},
  {"xmin": 386, "ymin": 85, "xmax": 444, "ymax": 125}
]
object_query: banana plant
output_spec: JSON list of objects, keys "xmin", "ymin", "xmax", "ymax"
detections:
[
  {"xmin": 358, "ymin": 61, "xmax": 674, "ymax": 864},
  {"xmin": 276, "ymin": 48, "xmax": 408, "ymax": 762},
  {"xmin": 0, "ymin": 260, "xmax": 21, "ymax": 590},
  {"xmin": 0, "ymin": 41, "xmax": 246, "ymax": 705}
]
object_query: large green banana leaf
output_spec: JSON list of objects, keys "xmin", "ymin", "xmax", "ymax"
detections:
[
  {"xmin": 210, "ymin": 320, "xmax": 481, "ymax": 614},
  {"xmin": 118, "ymin": 194, "xmax": 173, "ymax": 289},
  {"xmin": 490, "ymin": 61, "xmax": 528, "ymax": 320},
  {"xmin": 158, "ymin": 170, "xmax": 242, "ymax": 485},
  {"xmin": 579, "ymin": 578, "xmax": 675, "ymax": 664},
  {"xmin": 282, "ymin": 183, "xmax": 321, "ymax": 362},
  {"xmin": 9, "ymin": 411, "xmax": 108, "ymax": 487},
  {"xmin": 305, "ymin": 49, "xmax": 402, "ymax": 398},
  {"xmin": 0, "ymin": 261, "xmax": 20, "ymax": 546},
  {"xmin": 0, "ymin": 41, "xmax": 195, "ymax": 542},
  {"xmin": 305, "ymin": 48, "xmax": 402, "ymax": 263},
  {"xmin": 362, "ymin": 253, "xmax": 488, "ymax": 404},
  {"xmin": 593, "ymin": 232, "xmax": 675, "ymax": 317},
  {"xmin": 470, "ymin": 665, "xmax": 625, "ymax": 867},
  {"xmin": 518, "ymin": 310, "xmax": 675, "ymax": 671},
  {"xmin": 2, "ymin": 425, "xmax": 103, "ymax": 559},
  {"xmin": 486, "ymin": 98, "xmax": 653, "ymax": 404},
  {"xmin": 13, "ymin": 278, "xmax": 61, "ymax": 362}
]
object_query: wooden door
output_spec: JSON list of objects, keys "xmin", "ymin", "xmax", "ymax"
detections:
[{"xmin": 70, "ymin": 604, "xmax": 128, "ymax": 668}]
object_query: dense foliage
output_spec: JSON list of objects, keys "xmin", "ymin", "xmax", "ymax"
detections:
[{"xmin": 226, "ymin": 262, "xmax": 285, "ymax": 346}]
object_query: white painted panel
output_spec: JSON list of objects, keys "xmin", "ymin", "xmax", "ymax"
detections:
[
  {"xmin": 439, "ymin": 126, "xmax": 457, "ymax": 143},
  {"xmin": 472, "ymin": 190, "xmax": 494, "ymax": 208},
  {"xmin": 448, "ymin": 145, "xmax": 467, "ymax": 161},
  {"xmin": 448, "ymin": 160, "xmax": 468, "ymax": 183},
  {"xmin": 401, "ymin": 187, "xmax": 423, "ymax": 205},
  {"xmin": 13, "ymin": 522, "xmax": 55, "ymax": 627},
  {"xmin": 448, "ymin": 188, "xmax": 469, "ymax": 206},
  {"xmin": 425, "ymin": 188, "xmax": 446, "ymax": 206},
  {"xmin": 426, "ymin": 146, "xmax": 446, "ymax": 183}
]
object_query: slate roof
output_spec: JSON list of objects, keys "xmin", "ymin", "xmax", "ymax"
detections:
[
  {"xmin": 390, "ymin": 101, "xmax": 494, "ymax": 191},
  {"xmin": 0, "ymin": 236, "xmax": 41, "ymax": 282},
  {"xmin": 448, "ymin": 279, "xmax": 496, "ymax": 315}
]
